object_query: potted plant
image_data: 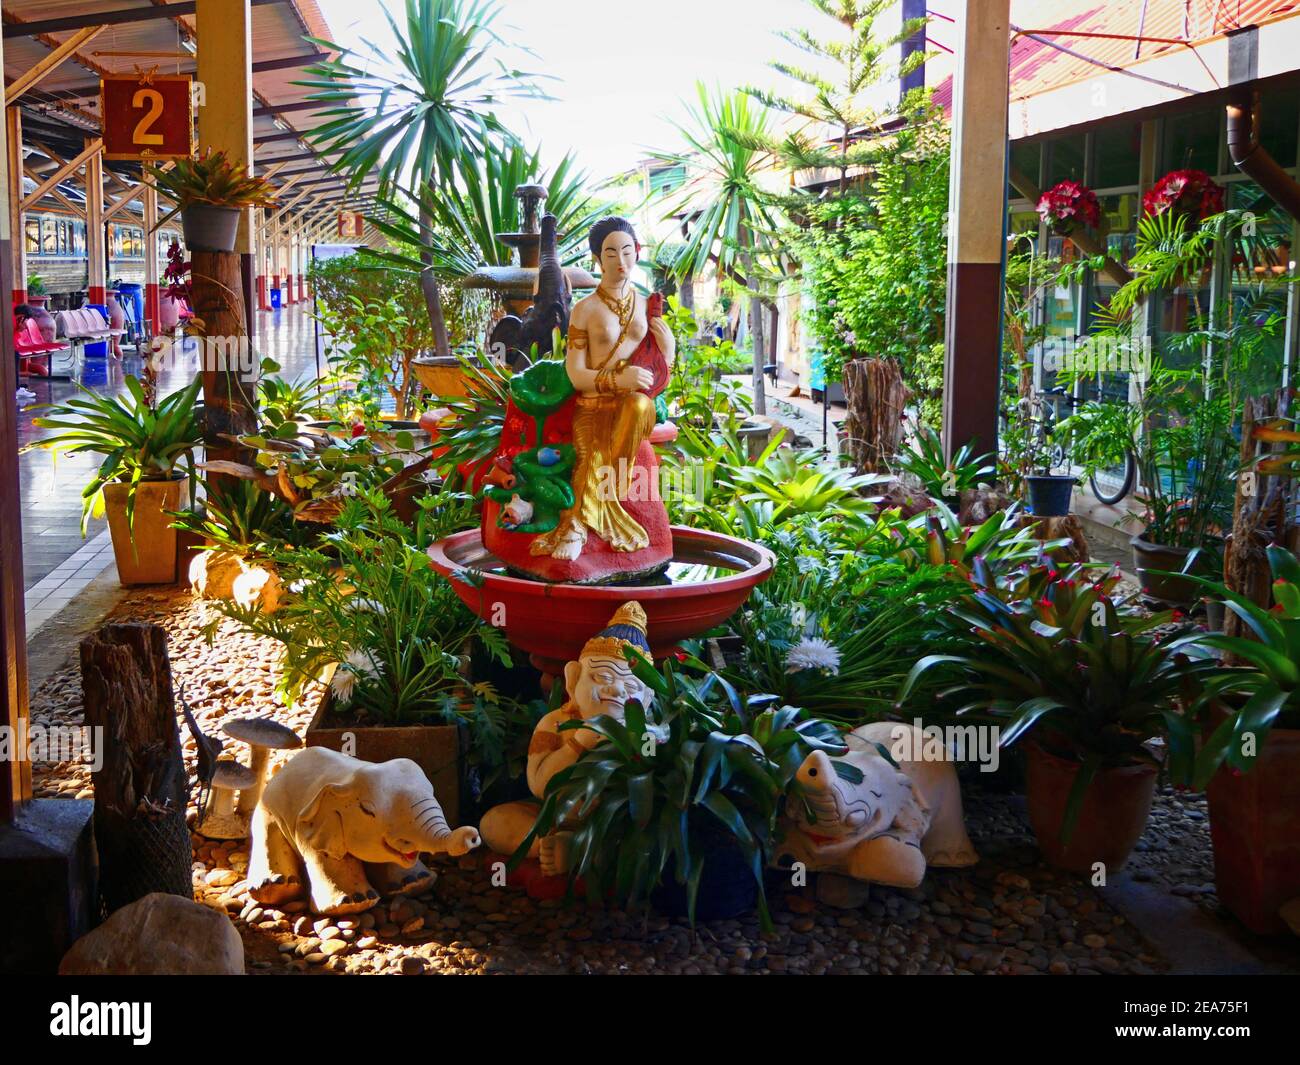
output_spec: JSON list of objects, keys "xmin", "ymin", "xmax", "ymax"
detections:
[
  {"xmin": 25, "ymin": 375, "xmax": 201, "ymax": 585},
  {"xmin": 1037, "ymin": 179, "xmax": 1102, "ymax": 238},
  {"xmin": 901, "ymin": 557, "xmax": 1215, "ymax": 873},
  {"xmin": 24, "ymin": 272, "xmax": 48, "ymax": 307},
  {"xmin": 517, "ymin": 652, "xmax": 844, "ymax": 927},
  {"xmin": 213, "ymin": 489, "xmax": 518, "ymax": 824},
  {"xmin": 1185, "ymin": 546, "xmax": 1300, "ymax": 934},
  {"xmin": 146, "ymin": 149, "xmax": 277, "ymax": 253},
  {"xmin": 1023, "ymin": 430, "xmax": 1075, "ymax": 518}
]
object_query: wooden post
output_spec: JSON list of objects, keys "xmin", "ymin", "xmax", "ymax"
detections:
[
  {"xmin": 941, "ymin": 0, "xmax": 1011, "ymax": 461},
  {"xmin": 84, "ymin": 137, "xmax": 105, "ymax": 305},
  {"xmin": 80, "ymin": 624, "xmax": 191, "ymax": 911},
  {"xmin": 5, "ymin": 106, "xmax": 24, "ymax": 304},
  {"xmin": 0, "ymin": 38, "xmax": 29, "ymax": 821}
]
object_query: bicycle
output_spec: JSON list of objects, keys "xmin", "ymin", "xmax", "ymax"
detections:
[{"xmin": 1022, "ymin": 388, "xmax": 1138, "ymax": 505}]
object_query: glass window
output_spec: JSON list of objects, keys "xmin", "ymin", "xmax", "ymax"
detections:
[
  {"xmin": 1010, "ymin": 140, "xmax": 1041, "ymax": 190},
  {"xmin": 40, "ymin": 217, "xmax": 56, "ymax": 254},
  {"xmin": 1092, "ymin": 123, "xmax": 1142, "ymax": 189},
  {"xmin": 73, "ymin": 221, "xmax": 86, "ymax": 254},
  {"xmin": 1257, "ymin": 87, "xmax": 1299, "ymax": 170},
  {"xmin": 24, "ymin": 218, "xmax": 39, "ymax": 255},
  {"xmin": 1162, "ymin": 108, "xmax": 1220, "ymax": 174},
  {"xmin": 1046, "ymin": 134, "xmax": 1086, "ymax": 185}
]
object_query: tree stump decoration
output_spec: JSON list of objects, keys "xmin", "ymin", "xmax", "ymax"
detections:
[
  {"xmin": 842, "ymin": 357, "xmax": 907, "ymax": 473},
  {"xmin": 80, "ymin": 623, "xmax": 192, "ymax": 913},
  {"xmin": 1224, "ymin": 391, "xmax": 1295, "ymax": 642},
  {"xmin": 190, "ymin": 249, "xmax": 258, "ymax": 470},
  {"xmin": 1015, "ymin": 512, "xmax": 1091, "ymax": 564}
]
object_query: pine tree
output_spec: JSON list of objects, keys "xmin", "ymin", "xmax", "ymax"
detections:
[{"xmin": 745, "ymin": 0, "xmax": 928, "ymax": 196}]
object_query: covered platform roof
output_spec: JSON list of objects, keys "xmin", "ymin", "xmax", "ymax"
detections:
[{"xmin": 2, "ymin": 0, "xmax": 379, "ymax": 213}]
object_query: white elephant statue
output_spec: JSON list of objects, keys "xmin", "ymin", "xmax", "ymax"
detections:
[
  {"xmin": 247, "ymin": 747, "xmax": 480, "ymax": 916},
  {"xmin": 775, "ymin": 722, "xmax": 977, "ymax": 892}
]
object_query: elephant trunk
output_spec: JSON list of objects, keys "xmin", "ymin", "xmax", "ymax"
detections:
[
  {"xmin": 411, "ymin": 802, "xmax": 456, "ymax": 853},
  {"xmin": 795, "ymin": 751, "xmax": 843, "ymax": 826}
]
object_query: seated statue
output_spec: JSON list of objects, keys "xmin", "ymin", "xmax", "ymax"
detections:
[
  {"xmin": 481, "ymin": 217, "xmax": 676, "ymax": 584},
  {"xmin": 479, "ymin": 601, "xmax": 653, "ymax": 878}
]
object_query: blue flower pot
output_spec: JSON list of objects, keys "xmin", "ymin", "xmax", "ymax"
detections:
[{"xmin": 1025, "ymin": 474, "xmax": 1075, "ymax": 517}]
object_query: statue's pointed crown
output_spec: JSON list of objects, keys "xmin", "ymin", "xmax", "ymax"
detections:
[{"xmin": 581, "ymin": 601, "xmax": 650, "ymax": 660}]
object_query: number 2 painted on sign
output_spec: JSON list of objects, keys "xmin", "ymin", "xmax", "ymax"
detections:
[{"xmin": 131, "ymin": 89, "xmax": 165, "ymax": 146}]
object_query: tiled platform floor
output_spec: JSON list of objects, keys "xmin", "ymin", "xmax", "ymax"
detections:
[{"xmin": 15, "ymin": 304, "xmax": 323, "ymax": 625}]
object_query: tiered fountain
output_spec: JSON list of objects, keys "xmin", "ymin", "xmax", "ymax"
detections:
[{"xmin": 426, "ymin": 209, "xmax": 773, "ymax": 681}]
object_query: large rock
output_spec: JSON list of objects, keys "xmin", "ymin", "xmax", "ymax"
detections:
[{"xmin": 59, "ymin": 893, "xmax": 244, "ymax": 975}]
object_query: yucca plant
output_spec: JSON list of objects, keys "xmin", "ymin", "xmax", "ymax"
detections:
[
  {"xmin": 899, "ymin": 557, "xmax": 1216, "ymax": 836},
  {"xmin": 25, "ymin": 374, "xmax": 201, "ymax": 533},
  {"xmin": 368, "ymin": 140, "xmax": 606, "ymax": 281},
  {"xmin": 145, "ymin": 149, "xmax": 277, "ymax": 220},
  {"xmin": 516, "ymin": 652, "xmax": 844, "ymax": 928},
  {"xmin": 1184, "ymin": 545, "xmax": 1300, "ymax": 787}
]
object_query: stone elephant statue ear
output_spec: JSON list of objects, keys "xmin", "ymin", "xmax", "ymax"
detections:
[{"xmin": 297, "ymin": 764, "xmax": 373, "ymax": 860}]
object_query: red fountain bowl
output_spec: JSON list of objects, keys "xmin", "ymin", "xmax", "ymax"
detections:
[{"xmin": 427, "ymin": 526, "xmax": 774, "ymax": 668}]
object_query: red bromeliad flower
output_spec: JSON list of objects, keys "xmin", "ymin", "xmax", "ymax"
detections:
[
  {"xmin": 1142, "ymin": 169, "xmax": 1225, "ymax": 221},
  {"xmin": 1037, "ymin": 180, "xmax": 1101, "ymax": 235}
]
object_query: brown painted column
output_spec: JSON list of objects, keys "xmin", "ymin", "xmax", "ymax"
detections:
[
  {"xmin": 941, "ymin": 0, "xmax": 1011, "ymax": 460},
  {"xmin": 0, "ymin": 34, "xmax": 30, "ymax": 821}
]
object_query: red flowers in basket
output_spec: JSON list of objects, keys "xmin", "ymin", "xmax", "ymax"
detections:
[
  {"xmin": 1036, "ymin": 180, "xmax": 1101, "ymax": 235},
  {"xmin": 1142, "ymin": 168, "xmax": 1225, "ymax": 221}
]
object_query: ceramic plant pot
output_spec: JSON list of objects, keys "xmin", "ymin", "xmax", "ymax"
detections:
[
  {"xmin": 1025, "ymin": 743, "xmax": 1157, "ymax": 874},
  {"xmin": 103, "ymin": 477, "xmax": 184, "ymax": 585}
]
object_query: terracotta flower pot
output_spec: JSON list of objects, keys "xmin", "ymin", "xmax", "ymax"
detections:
[
  {"xmin": 1206, "ymin": 725, "xmax": 1300, "ymax": 935},
  {"xmin": 1024, "ymin": 743, "xmax": 1157, "ymax": 874},
  {"xmin": 103, "ymin": 477, "xmax": 183, "ymax": 586},
  {"xmin": 1130, "ymin": 532, "xmax": 1202, "ymax": 607}
]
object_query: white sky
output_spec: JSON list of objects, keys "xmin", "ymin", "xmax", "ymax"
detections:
[{"xmin": 312, "ymin": 0, "xmax": 843, "ymax": 185}]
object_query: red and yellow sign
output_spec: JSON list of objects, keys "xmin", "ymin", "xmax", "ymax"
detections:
[
  {"xmin": 337, "ymin": 211, "xmax": 365, "ymax": 240},
  {"xmin": 101, "ymin": 74, "xmax": 195, "ymax": 161}
]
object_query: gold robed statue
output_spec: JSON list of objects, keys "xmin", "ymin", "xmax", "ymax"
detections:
[{"xmin": 529, "ymin": 217, "xmax": 676, "ymax": 563}]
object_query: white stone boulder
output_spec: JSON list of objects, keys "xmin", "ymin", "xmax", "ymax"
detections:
[{"xmin": 59, "ymin": 892, "xmax": 244, "ymax": 975}]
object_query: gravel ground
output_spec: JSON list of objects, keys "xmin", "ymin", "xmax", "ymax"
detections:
[{"xmin": 21, "ymin": 584, "xmax": 1265, "ymax": 976}]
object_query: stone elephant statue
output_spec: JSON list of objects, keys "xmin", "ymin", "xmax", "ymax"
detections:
[
  {"xmin": 247, "ymin": 747, "xmax": 480, "ymax": 916},
  {"xmin": 775, "ymin": 722, "xmax": 977, "ymax": 892}
]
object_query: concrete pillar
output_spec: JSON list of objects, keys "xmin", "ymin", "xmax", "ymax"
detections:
[
  {"xmin": 84, "ymin": 139, "xmax": 105, "ymax": 305},
  {"xmin": 143, "ymin": 182, "xmax": 160, "ymax": 333},
  {"xmin": 941, "ymin": 0, "xmax": 1011, "ymax": 460},
  {"xmin": 196, "ymin": 0, "xmax": 256, "ymax": 337}
]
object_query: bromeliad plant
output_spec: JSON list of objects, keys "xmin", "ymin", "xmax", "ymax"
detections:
[
  {"xmin": 892, "ymin": 424, "xmax": 994, "ymax": 503},
  {"xmin": 515, "ymin": 652, "xmax": 844, "ymax": 928},
  {"xmin": 145, "ymin": 149, "xmax": 277, "ymax": 219},
  {"xmin": 899, "ymin": 557, "xmax": 1216, "ymax": 837},
  {"xmin": 25, "ymin": 374, "xmax": 201, "ymax": 534},
  {"xmin": 1185, "ymin": 545, "xmax": 1300, "ymax": 787}
]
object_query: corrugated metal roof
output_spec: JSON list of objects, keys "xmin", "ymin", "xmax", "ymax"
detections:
[{"xmin": 931, "ymin": 0, "xmax": 1300, "ymax": 111}]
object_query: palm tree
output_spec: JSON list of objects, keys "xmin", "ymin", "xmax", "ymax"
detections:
[
  {"xmin": 297, "ymin": 0, "xmax": 548, "ymax": 354},
  {"xmin": 654, "ymin": 85, "xmax": 783, "ymax": 413},
  {"xmin": 371, "ymin": 140, "xmax": 608, "ymax": 282}
]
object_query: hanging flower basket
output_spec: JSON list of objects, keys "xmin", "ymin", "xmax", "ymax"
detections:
[
  {"xmin": 1142, "ymin": 168, "xmax": 1225, "ymax": 222},
  {"xmin": 1036, "ymin": 180, "xmax": 1101, "ymax": 236}
]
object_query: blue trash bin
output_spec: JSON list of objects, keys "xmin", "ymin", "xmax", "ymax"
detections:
[
  {"xmin": 270, "ymin": 287, "xmax": 282, "ymax": 310},
  {"xmin": 84, "ymin": 303, "xmax": 109, "ymax": 359}
]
